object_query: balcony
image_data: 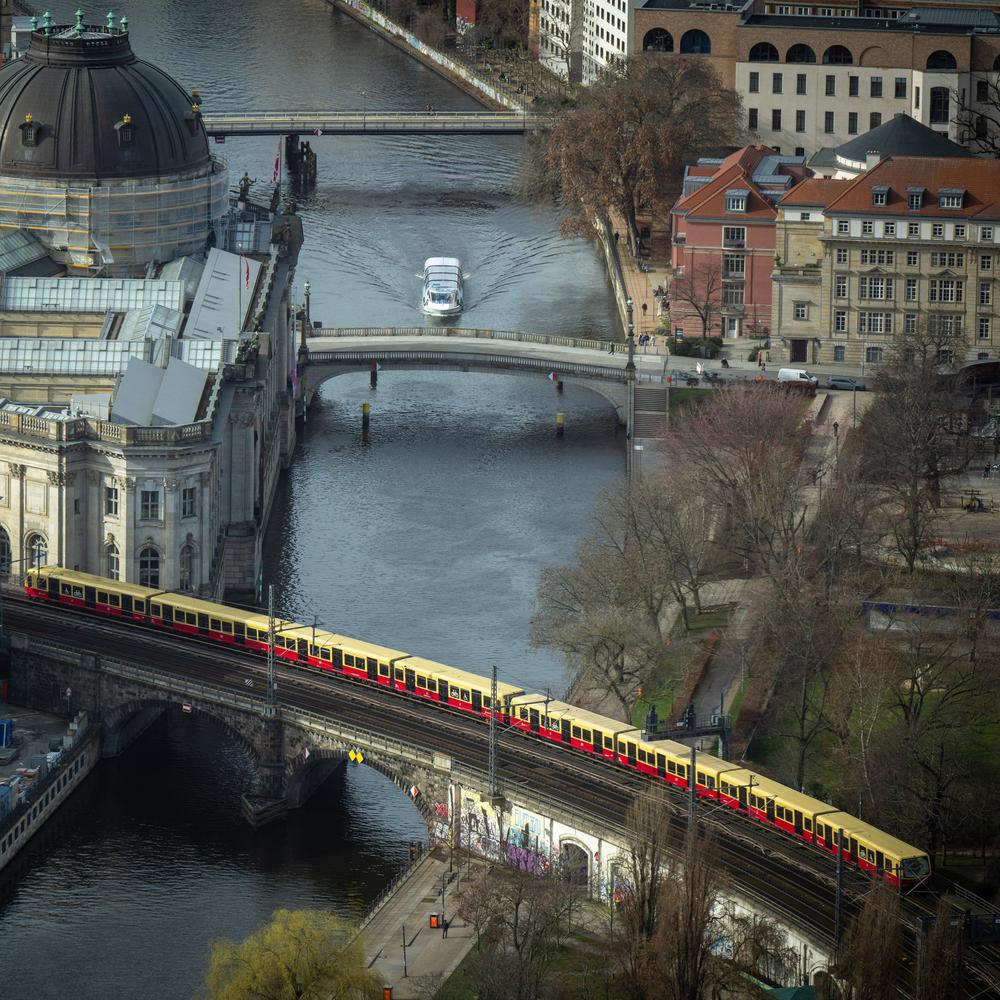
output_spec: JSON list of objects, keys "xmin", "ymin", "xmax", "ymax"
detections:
[{"xmin": 723, "ymin": 237, "xmax": 746, "ymax": 249}]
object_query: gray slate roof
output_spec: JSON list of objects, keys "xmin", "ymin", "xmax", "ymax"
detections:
[{"xmin": 835, "ymin": 114, "xmax": 971, "ymax": 165}]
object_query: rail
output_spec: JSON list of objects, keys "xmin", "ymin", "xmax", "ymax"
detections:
[{"xmin": 309, "ymin": 326, "xmax": 668, "ymax": 357}]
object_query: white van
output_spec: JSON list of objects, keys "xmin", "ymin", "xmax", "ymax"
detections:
[{"xmin": 777, "ymin": 368, "xmax": 818, "ymax": 385}]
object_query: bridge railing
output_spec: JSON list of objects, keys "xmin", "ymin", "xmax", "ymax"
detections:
[{"xmin": 310, "ymin": 326, "xmax": 668, "ymax": 357}]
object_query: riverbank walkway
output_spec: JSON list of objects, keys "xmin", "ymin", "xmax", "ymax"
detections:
[{"xmin": 362, "ymin": 848, "xmax": 477, "ymax": 999}]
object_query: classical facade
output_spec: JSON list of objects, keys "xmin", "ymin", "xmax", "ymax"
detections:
[
  {"xmin": 634, "ymin": 0, "xmax": 1000, "ymax": 156},
  {"xmin": 771, "ymin": 156, "xmax": 1000, "ymax": 366},
  {"xmin": 671, "ymin": 145, "xmax": 808, "ymax": 341},
  {"xmin": 0, "ymin": 19, "xmax": 301, "ymax": 602}
]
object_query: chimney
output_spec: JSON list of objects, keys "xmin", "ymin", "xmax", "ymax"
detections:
[{"xmin": 866, "ymin": 149, "xmax": 882, "ymax": 169}]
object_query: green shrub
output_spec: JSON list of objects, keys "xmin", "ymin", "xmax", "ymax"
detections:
[{"xmin": 672, "ymin": 336, "xmax": 723, "ymax": 358}]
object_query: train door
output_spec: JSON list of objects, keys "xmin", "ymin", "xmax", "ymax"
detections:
[
  {"xmin": 122, "ymin": 595, "xmax": 133, "ymax": 614},
  {"xmin": 405, "ymin": 668, "xmax": 417, "ymax": 692},
  {"xmin": 47, "ymin": 576, "xmax": 59, "ymax": 598},
  {"xmin": 471, "ymin": 689, "xmax": 482, "ymax": 712},
  {"xmin": 657, "ymin": 753, "xmax": 667, "ymax": 778},
  {"xmin": 529, "ymin": 708, "xmax": 540, "ymax": 732},
  {"xmin": 874, "ymin": 850, "xmax": 885, "ymax": 875},
  {"xmin": 561, "ymin": 719, "xmax": 571, "ymax": 742},
  {"xmin": 298, "ymin": 639, "xmax": 309, "ymax": 661},
  {"xmin": 235, "ymin": 622, "xmax": 245, "ymax": 644},
  {"xmin": 333, "ymin": 649, "xmax": 343, "ymax": 671},
  {"xmin": 794, "ymin": 810, "xmax": 803, "ymax": 835},
  {"xmin": 198, "ymin": 614, "xmax": 209, "ymax": 634},
  {"xmin": 738, "ymin": 785, "xmax": 748, "ymax": 811},
  {"xmin": 626, "ymin": 741, "xmax": 636, "ymax": 766},
  {"xmin": 84, "ymin": 586, "xmax": 96, "ymax": 608},
  {"xmin": 367, "ymin": 658, "xmax": 378, "ymax": 682},
  {"xmin": 765, "ymin": 799, "xmax": 775, "ymax": 824}
]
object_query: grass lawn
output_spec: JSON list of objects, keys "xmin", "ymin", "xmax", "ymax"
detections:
[{"xmin": 668, "ymin": 387, "xmax": 710, "ymax": 414}]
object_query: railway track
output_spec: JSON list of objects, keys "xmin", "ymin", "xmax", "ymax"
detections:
[{"xmin": 5, "ymin": 593, "xmax": 999, "ymax": 995}]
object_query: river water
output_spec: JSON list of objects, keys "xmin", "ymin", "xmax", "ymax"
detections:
[{"xmin": 0, "ymin": 2, "xmax": 622, "ymax": 997}]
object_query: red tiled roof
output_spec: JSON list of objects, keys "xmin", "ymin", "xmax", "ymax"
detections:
[
  {"xmin": 778, "ymin": 178, "xmax": 851, "ymax": 207},
  {"xmin": 823, "ymin": 156, "xmax": 1000, "ymax": 220}
]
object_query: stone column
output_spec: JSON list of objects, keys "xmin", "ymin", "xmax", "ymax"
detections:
[
  {"xmin": 117, "ymin": 476, "xmax": 136, "ymax": 582},
  {"xmin": 8, "ymin": 463, "xmax": 24, "ymax": 566},
  {"xmin": 163, "ymin": 477, "xmax": 179, "ymax": 590}
]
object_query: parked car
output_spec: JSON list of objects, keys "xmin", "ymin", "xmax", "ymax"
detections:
[
  {"xmin": 777, "ymin": 368, "xmax": 818, "ymax": 385},
  {"xmin": 826, "ymin": 376, "xmax": 867, "ymax": 391},
  {"xmin": 703, "ymin": 370, "xmax": 725, "ymax": 386},
  {"xmin": 668, "ymin": 369, "xmax": 700, "ymax": 386}
]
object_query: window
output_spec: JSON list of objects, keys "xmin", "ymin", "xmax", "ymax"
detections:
[
  {"xmin": 932, "ymin": 223, "xmax": 944, "ymax": 239},
  {"xmin": 749, "ymin": 71, "xmax": 759, "ymax": 93},
  {"xmin": 105, "ymin": 486, "xmax": 118, "ymax": 517},
  {"xmin": 724, "ymin": 254, "xmax": 745, "ymax": 276},
  {"xmin": 19, "ymin": 116, "xmax": 36, "ymax": 148},
  {"xmin": 748, "ymin": 108, "xmax": 758, "ymax": 129},
  {"xmin": 870, "ymin": 76, "xmax": 883, "ymax": 98},
  {"xmin": 824, "ymin": 45, "xmax": 852, "ymax": 65},
  {"xmin": 140, "ymin": 489, "xmax": 159, "ymax": 520},
  {"xmin": 980, "ymin": 317, "xmax": 992, "ymax": 340},
  {"xmin": 978, "ymin": 80, "xmax": 990, "ymax": 103},
  {"xmin": 139, "ymin": 546, "xmax": 159, "ymax": 586},
  {"xmin": 849, "ymin": 75, "xmax": 859, "ymax": 97},
  {"xmin": 907, "ymin": 251, "xmax": 919, "ymax": 266},
  {"xmin": 749, "ymin": 42, "xmax": 779, "ymax": 62},
  {"xmin": 859, "ymin": 312, "xmax": 892, "ymax": 334},
  {"xmin": 726, "ymin": 191, "xmax": 747, "ymax": 212},
  {"xmin": 825, "ymin": 75, "xmax": 836, "ymax": 96},
  {"xmin": 723, "ymin": 226, "xmax": 746, "ymax": 246},
  {"xmin": 860, "ymin": 249, "xmax": 895, "ymax": 264},
  {"xmin": 907, "ymin": 188, "xmax": 924, "ymax": 210},
  {"xmin": 0, "ymin": 528, "xmax": 9, "ymax": 578},
  {"xmin": 926, "ymin": 50, "xmax": 957, "ymax": 71},
  {"xmin": 885, "ymin": 222, "xmax": 896, "ymax": 237},
  {"xmin": 865, "ymin": 346, "xmax": 884, "ymax": 364},
  {"xmin": 982, "ymin": 255, "xmax": 992, "ymax": 271},
  {"xmin": 869, "ymin": 112, "xmax": 882, "ymax": 130},
  {"xmin": 895, "ymin": 77, "xmax": 906, "ymax": 99},
  {"xmin": 787, "ymin": 43, "xmax": 816, "ymax": 63},
  {"xmin": 858, "ymin": 276, "xmax": 893, "ymax": 299},
  {"xmin": 929, "ymin": 278, "xmax": 963, "ymax": 302},
  {"xmin": 833, "ymin": 345, "xmax": 845, "ymax": 361},
  {"xmin": 955, "ymin": 224, "xmax": 966, "ymax": 239},
  {"xmin": 872, "ymin": 188, "xmax": 887, "ymax": 206},
  {"xmin": 848, "ymin": 112, "xmax": 858, "ymax": 134},
  {"xmin": 796, "ymin": 73, "xmax": 807, "ymax": 95},
  {"xmin": 27, "ymin": 533, "xmax": 47, "ymax": 568},
  {"xmin": 939, "ymin": 190, "xmax": 965, "ymax": 209},
  {"xmin": 906, "ymin": 278, "xmax": 918, "ymax": 301},
  {"xmin": 835, "ymin": 310, "xmax": 847, "ymax": 332},
  {"xmin": 793, "ymin": 302, "xmax": 807, "ymax": 320},
  {"xmin": 836, "ymin": 247, "xmax": 848, "ymax": 263},
  {"xmin": 106, "ymin": 543, "xmax": 119, "ymax": 581},
  {"xmin": 981, "ymin": 226, "xmax": 994, "ymax": 242},
  {"xmin": 772, "ymin": 109, "xmax": 782, "ymax": 130},
  {"xmin": 773, "ymin": 72, "xmax": 783, "ymax": 94},
  {"xmin": 909, "ymin": 222, "xmax": 920, "ymax": 237},
  {"xmin": 930, "ymin": 87, "xmax": 950, "ymax": 124},
  {"xmin": 862, "ymin": 220, "xmax": 874, "ymax": 235},
  {"xmin": 800, "ymin": 211, "xmax": 811, "ymax": 220},
  {"xmin": 930, "ymin": 252, "xmax": 964, "ymax": 267},
  {"xmin": 722, "ymin": 284, "xmax": 744, "ymax": 306},
  {"xmin": 181, "ymin": 486, "xmax": 196, "ymax": 518},
  {"xmin": 679, "ymin": 29, "xmax": 710, "ymax": 53},
  {"xmin": 835, "ymin": 275, "xmax": 847, "ymax": 297},
  {"xmin": 905, "ymin": 313, "xmax": 917, "ymax": 333},
  {"xmin": 824, "ymin": 111, "xmax": 835, "ymax": 133},
  {"xmin": 980, "ymin": 282, "xmax": 992, "ymax": 306},
  {"xmin": 795, "ymin": 110, "xmax": 806, "ymax": 132},
  {"xmin": 837, "ymin": 220, "xmax": 850, "ymax": 235}
]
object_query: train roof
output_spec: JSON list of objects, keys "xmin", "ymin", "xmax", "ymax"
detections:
[
  {"xmin": 509, "ymin": 695, "xmax": 635, "ymax": 732},
  {"xmin": 33, "ymin": 566, "xmax": 154, "ymax": 600},
  {"xmin": 404, "ymin": 655, "xmax": 524, "ymax": 696}
]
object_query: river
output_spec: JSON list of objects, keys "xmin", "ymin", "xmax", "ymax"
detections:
[{"xmin": 0, "ymin": 2, "xmax": 622, "ymax": 997}]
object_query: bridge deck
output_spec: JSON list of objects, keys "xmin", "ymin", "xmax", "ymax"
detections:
[{"xmin": 203, "ymin": 111, "xmax": 544, "ymax": 137}]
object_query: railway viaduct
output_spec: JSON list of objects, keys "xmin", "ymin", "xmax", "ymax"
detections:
[{"xmin": 6, "ymin": 625, "xmax": 831, "ymax": 982}]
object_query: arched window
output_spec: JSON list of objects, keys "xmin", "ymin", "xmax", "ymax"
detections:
[
  {"xmin": 680, "ymin": 29, "xmax": 711, "ymax": 54},
  {"xmin": 26, "ymin": 532, "xmax": 47, "ymax": 568},
  {"xmin": 786, "ymin": 43, "xmax": 816, "ymax": 63},
  {"xmin": 927, "ymin": 50, "xmax": 957, "ymax": 71},
  {"xmin": 106, "ymin": 542, "xmax": 119, "ymax": 581},
  {"xmin": 748, "ymin": 42, "xmax": 779, "ymax": 62},
  {"xmin": 0, "ymin": 526, "xmax": 10, "ymax": 578},
  {"xmin": 930, "ymin": 86, "xmax": 950, "ymax": 124},
  {"xmin": 642, "ymin": 28, "xmax": 673, "ymax": 52},
  {"xmin": 179, "ymin": 544, "xmax": 196, "ymax": 592},
  {"xmin": 139, "ymin": 546, "xmax": 159, "ymax": 587},
  {"xmin": 823, "ymin": 44, "xmax": 853, "ymax": 65}
]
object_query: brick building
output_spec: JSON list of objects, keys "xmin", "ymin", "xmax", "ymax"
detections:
[{"xmin": 671, "ymin": 146, "xmax": 809, "ymax": 342}]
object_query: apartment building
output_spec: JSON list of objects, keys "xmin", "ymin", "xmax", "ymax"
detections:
[
  {"xmin": 771, "ymin": 156, "xmax": 1000, "ymax": 367},
  {"xmin": 537, "ymin": 0, "xmax": 631, "ymax": 82},
  {"xmin": 671, "ymin": 145, "xmax": 809, "ymax": 341},
  {"xmin": 634, "ymin": 0, "xmax": 1000, "ymax": 156}
]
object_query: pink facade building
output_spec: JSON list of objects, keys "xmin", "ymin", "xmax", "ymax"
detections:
[{"xmin": 671, "ymin": 146, "xmax": 810, "ymax": 344}]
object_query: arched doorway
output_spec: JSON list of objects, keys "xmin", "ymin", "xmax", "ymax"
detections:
[
  {"xmin": 139, "ymin": 546, "xmax": 160, "ymax": 587},
  {"xmin": 559, "ymin": 840, "xmax": 590, "ymax": 886}
]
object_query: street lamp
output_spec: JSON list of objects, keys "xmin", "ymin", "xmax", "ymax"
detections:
[
  {"xmin": 625, "ymin": 297, "xmax": 635, "ymax": 378},
  {"xmin": 361, "ymin": 90, "xmax": 367, "ymax": 129}
]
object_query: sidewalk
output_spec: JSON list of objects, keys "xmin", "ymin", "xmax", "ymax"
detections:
[{"xmin": 362, "ymin": 849, "xmax": 477, "ymax": 999}]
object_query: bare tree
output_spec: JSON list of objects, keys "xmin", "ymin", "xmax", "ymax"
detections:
[
  {"xmin": 954, "ymin": 80, "xmax": 1000, "ymax": 157},
  {"xmin": 833, "ymin": 881, "xmax": 903, "ymax": 1000},
  {"xmin": 670, "ymin": 257, "xmax": 723, "ymax": 342},
  {"xmin": 915, "ymin": 897, "xmax": 964, "ymax": 1000}
]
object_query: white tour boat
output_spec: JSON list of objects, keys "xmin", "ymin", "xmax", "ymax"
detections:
[{"xmin": 421, "ymin": 257, "xmax": 463, "ymax": 317}]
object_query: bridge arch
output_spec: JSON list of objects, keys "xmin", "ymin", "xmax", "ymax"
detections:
[{"xmin": 558, "ymin": 836, "xmax": 592, "ymax": 885}]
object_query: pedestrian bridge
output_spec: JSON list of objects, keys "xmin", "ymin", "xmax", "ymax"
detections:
[
  {"xmin": 202, "ymin": 111, "xmax": 547, "ymax": 137},
  {"xmin": 302, "ymin": 328, "xmax": 671, "ymax": 440}
]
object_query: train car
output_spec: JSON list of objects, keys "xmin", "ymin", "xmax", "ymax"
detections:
[
  {"xmin": 26, "ymin": 566, "xmax": 155, "ymax": 620},
  {"xmin": 508, "ymin": 697, "xmax": 633, "ymax": 758},
  {"xmin": 411, "ymin": 657, "xmax": 523, "ymax": 719}
]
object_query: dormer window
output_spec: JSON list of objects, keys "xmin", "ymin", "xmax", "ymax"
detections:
[
  {"xmin": 872, "ymin": 186, "xmax": 888, "ymax": 207},
  {"xmin": 907, "ymin": 187, "xmax": 924, "ymax": 211},
  {"xmin": 115, "ymin": 114, "xmax": 135, "ymax": 148},
  {"xmin": 725, "ymin": 188, "xmax": 748, "ymax": 213},
  {"xmin": 939, "ymin": 188, "xmax": 965, "ymax": 210},
  {"xmin": 19, "ymin": 114, "xmax": 36, "ymax": 148}
]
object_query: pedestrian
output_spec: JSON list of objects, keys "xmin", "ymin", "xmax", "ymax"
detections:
[
  {"xmin": 641, "ymin": 302, "xmax": 648, "ymax": 316},
  {"xmin": 985, "ymin": 464, "xmax": 992, "ymax": 479},
  {"xmin": 609, "ymin": 342, "xmax": 615, "ymax": 354},
  {"xmin": 994, "ymin": 435, "xmax": 999, "ymax": 460},
  {"xmin": 758, "ymin": 356, "xmax": 764, "ymax": 370},
  {"xmin": 442, "ymin": 918, "xmax": 449, "ymax": 939},
  {"xmin": 614, "ymin": 231, "xmax": 620, "ymax": 244}
]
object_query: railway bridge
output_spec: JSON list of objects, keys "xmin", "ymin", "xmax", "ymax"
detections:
[
  {"xmin": 2, "ymin": 598, "xmax": 835, "ymax": 981},
  {"xmin": 302, "ymin": 328, "xmax": 672, "ymax": 468}
]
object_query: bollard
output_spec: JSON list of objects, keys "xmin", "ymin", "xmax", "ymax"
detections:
[
  {"xmin": 370, "ymin": 361, "xmax": 378, "ymax": 390},
  {"xmin": 383, "ymin": 987, "xmax": 393, "ymax": 1000},
  {"xmin": 362, "ymin": 401, "xmax": 371, "ymax": 433},
  {"xmin": 556, "ymin": 378, "xmax": 564, "ymax": 394},
  {"xmin": 556, "ymin": 412, "xmax": 565, "ymax": 437}
]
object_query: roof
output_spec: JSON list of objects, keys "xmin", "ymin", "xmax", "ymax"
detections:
[
  {"xmin": 738, "ymin": 10, "xmax": 987, "ymax": 32},
  {"xmin": 897, "ymin": 6, "xmax": 1000, "ymax": 28},
  {"xmin": 636, "ymin": 0, "xmax": 743, "ymax": 9},
  {"xmin": 0, "ymin": 230, "xmax": 49, "ymax": 274},
  {"xmin": 0, "ymin": 276, "xmax": 185, "ymax": 313},
  {"xmin": 110, "ymin": 355, "xmax": 208, "ymax": 427},
  {"xmin": 0, "ymin": 24, "xmax": 211, "ymax": 180},
  {"xmin": 824, "ymin": 156, "xmax": 1000, "ymax": 220},
  {"xmin": 186, "ymin": 248, "xmax": 263, "ymax": 340},
  {"xmin": 779, "ymin": 178, "xmax": 851, "ymax": 207},
  {"xmin": 835, "ymin": 114, "xmax": 970, "ymax": 167}
]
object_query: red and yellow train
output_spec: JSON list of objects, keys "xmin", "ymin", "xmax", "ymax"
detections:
[{"xmin": 25, "ymin": 566, "xmax": 931, "ymax": 887}]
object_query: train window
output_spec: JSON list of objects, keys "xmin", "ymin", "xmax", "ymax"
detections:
[
  {"xmin": 461, "ymin": 689, "xmax": 470, "ymax": 701},
  {"xmin": 394, "ymin": 668, "xmax": 404, "ymax": 680},
  {"xmin": 677, "ymin": 764, "xmax": 687, "ymax": 777},
  {"xmin": 451, "ymin": 686, "xmax": 461, "ymax": 698},
  {"xmin": 73, "ymin": 587, "xmax": 83, "ymax": 599},
  {"xmin": 98, "ymin": 591, "xmax": 108, "ymax": 603},
  {"xmin": 109, "ymin": 594, "xmax": 120, "ymax": 606},
  {"xmin": 345, "ymin": 654, "xmax": 355, "ymax": 667},
  {"xmin": 696, "ymin": 771, "xmax": 706, "ymax": 785},
  {"xmin": 667, "ymin": 761, "xmax": 676, "ymax": 774},
  {"xmin": 804, "ymin": 818, "xmax": 812, "ymax": 831},
  {"xmin": 582, "ymin": 729, "xmax": 591, "ymax": 743},
  {"xmin": 483, "ymin": 695, "xmax": 491, "ymax": 708},
  {"xmin": 321, "ymin": 648, "xmax": 332, "ymax": 661},
  {"xmin": 210, "ymin": 618, "xmax": 221, "ymax": 631},
  {"xmin": 61, "ymin": 583, "xmax": 71, "ymax": 595},
  {"xmin": 152, "ymin": 604, "xmax": 161, "ymax": 617},
  {"xmin": 417, "ymin": 675, "xmax": 426, "ymax": 687},
  {"xmin": 604, "ymin": 735, "xmax": 613, "ymax": 749},
  {"xmin": 520, "ymin": 708, "xmax": 529, "ymax": 720},
  {"xmin": 378, "ymin": 663, "xmax": 388, "ymax": 676}
]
